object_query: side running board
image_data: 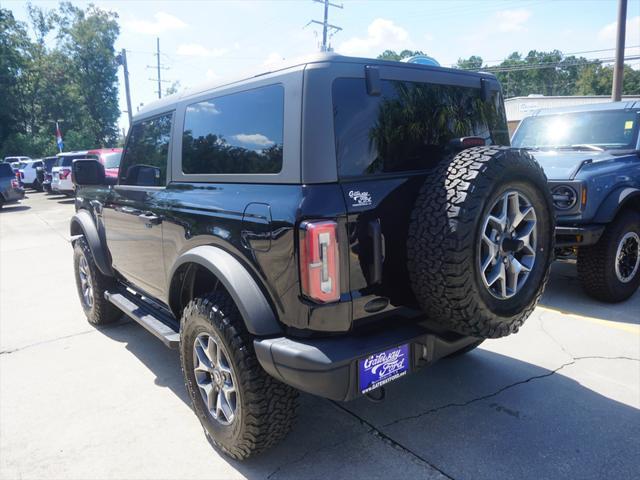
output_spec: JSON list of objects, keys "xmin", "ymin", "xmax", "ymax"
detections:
[{"xmin": 105, "ymin": 290, "xmax": 180, "ymax": 349}]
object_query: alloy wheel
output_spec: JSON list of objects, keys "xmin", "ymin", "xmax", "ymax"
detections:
[
  {"xmin": 615, "ymin": 232, "xmax": 640, "ymax": 283},
  {"xmin": 193, "ymin": 332, "xmax": 238, "ymax": 425},
  {"xmin": 478, "ymin": 190, "xmax": 538, "ymax": 299}
]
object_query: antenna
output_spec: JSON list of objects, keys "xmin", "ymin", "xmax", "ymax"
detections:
[{"xmin": 307, "ymin": 0, "xmax": 343, "ymax": 52}]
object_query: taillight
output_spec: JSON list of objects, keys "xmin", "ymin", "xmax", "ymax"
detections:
[
  {"xmin": 11, "ymin": 179, "xmax": 19, "ymax": 188},
  {"xmin": 299, "ymin": 220, "xmax": 340, "ymax": 303},
  {"xmin": 59, "ymin": 168, "xmax": 71, "ymax": 179}
]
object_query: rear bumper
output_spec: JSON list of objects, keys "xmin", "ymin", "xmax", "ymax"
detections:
[
  {"xmin": 254, "ymin": 323, "xmax": 479, "ymax": 402},
  {"xmin": 555, "ymin": 224, "xmax": 605, "ymax": 247},
  {"xmin": 2, "ymin": 188, "xmax": 25, "ymax": 203}
]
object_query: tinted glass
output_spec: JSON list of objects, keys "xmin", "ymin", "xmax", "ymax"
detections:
[
  {"xmin": 182, "ymin": 85, "xmax": 284, "ymax": 174},
  {"xmin": 32, "ymin": 161, "xmax": 43, "ymax": 168},
  {"xmin": 512, "ymin": 110, "xmax": 640, "ymax": 150},
  {"xmin": 57, "ymin": 155, "xmax": 86, "ymax": 167},
  {"xmin": 333, "ymin": 78, "xmax": 509, "ymax": 177},
  {"xmin": 0, "ymin": 164, "xmax": 13, "ymax": 177},
  {"xmin": 120, "ymin": 113, "xmax": 172, "ymax": 186},
  {"xmin": 44, "ymin": 158, "xmax": 57, "ymax": 171}
]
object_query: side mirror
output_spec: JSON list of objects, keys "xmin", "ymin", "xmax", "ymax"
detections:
[{"xmin": 72, "ymin": 159, "xmax": 106, "ymax": 186}]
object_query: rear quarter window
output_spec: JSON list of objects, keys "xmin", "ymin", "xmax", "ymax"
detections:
[
  {"xmin": 332, "ymin": 78, "xmax": 509, "ymax": 178},
  {"xmin": 181, "ymin": 84, "xmax": 284, "ymax": 174}
]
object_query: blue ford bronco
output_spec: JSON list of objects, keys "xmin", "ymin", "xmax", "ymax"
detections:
[
  {"xmin": 512, "ymin": 102, "xmax": 640, "ymax": 302},
  {"xmin": 70, "ymin": 54, "xmax": 554, "ymax": 458}
]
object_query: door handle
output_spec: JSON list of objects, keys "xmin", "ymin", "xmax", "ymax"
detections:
[{"xmin": 138, "ymin": 212, "xmax": 162, "ymax": 226}]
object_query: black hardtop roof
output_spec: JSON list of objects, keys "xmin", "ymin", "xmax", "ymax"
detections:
[{"xmin": 135, "ymin": 53, "xmax": 496, "ymax": 120}]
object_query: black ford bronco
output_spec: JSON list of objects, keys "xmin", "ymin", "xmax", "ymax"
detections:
[{"xmin": 70, "ymin": 54, "xmax": 554, "ymax": 459}]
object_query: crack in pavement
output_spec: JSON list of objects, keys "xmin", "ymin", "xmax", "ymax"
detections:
[
  {"xmin": 329, "ymin": 400, "xmax": 455, "ymax": 480},
  {"xmin": 382, "ymin": 355, "xmax": 640, "ymax": 428},
  {"xmin": 0, "ymin": 319, "xmax": 134, "ymax": 355},
  {"xmin": 537, "ymin": 313, "xmax": 574, "ymax": 360}
]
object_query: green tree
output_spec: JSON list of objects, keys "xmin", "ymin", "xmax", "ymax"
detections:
[
  {"xmin": 377, "ymin": 49, "xmax": 425, "ymax": 61},
  {"xmin": 457, "ymin": 55, "xmax": 483, "ymax": 70}
]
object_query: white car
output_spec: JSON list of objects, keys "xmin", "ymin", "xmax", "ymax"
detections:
[
  {"xmin": 18, "ymin": 159, "xmax": 44, "ymax": 190},
  {"xmin": 51, "ymin": 151, "xmax": 89, "ymax": 196}
]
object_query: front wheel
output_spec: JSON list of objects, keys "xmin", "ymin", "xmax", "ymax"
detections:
[
  {"xmin": 180, "ymin": 292, "xmax": 298, "ymax": 460},
  {"xmin": 578, "ymin": 210, "xmax": 640, "ymax": 302}
]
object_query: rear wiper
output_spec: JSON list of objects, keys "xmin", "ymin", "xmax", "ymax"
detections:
[{"xmin": 555, "ymin": 144, "xmax": 604, "ymax": 152}]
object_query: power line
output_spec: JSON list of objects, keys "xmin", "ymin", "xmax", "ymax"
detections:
[
  {"xmin": 459, "ymin": 55, "xmax": 640, "ymax": 73},
  {"xmin": 145, "ymin": 37, "xmax": 170, "ymax": 99},
  {"xmin": 306, "ymin": 0, "xmax": 343, "ymax": 52}
]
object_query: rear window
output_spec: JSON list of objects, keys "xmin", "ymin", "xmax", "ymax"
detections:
[
  {"xmin": 102, "ymin": 152, "xmax": 121, "ymax": 169},
  {"xmin": 182, "ymin": 84, "xmax": 284, "ymax": 175},
  {"xmin": 332, "ymin": 78, "xmax": 509, "ymax": 177},
  {"xmin": 57, "ymin": 155, "xmax": 86, "ymax": 167},
  {"xmin": 0, "ymin": 163, "xmax": 14, "ymax": 177}
]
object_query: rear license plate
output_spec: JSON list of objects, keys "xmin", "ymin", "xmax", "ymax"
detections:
[{"xmin": 358, "ymin": 344, "xmax": 410, "ymax": 394}]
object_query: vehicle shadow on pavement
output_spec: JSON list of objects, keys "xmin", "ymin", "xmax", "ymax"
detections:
[
  {"xmin": 540, "ymin": 261, "xmax": 639, "ymax": 325},
  {"xmin": 0, "ymin": 205, "xmax": 31, "ymax": 213},
  {"xmin": 97, "ymin": 319, "xmax": 640, "ymax": 480}
]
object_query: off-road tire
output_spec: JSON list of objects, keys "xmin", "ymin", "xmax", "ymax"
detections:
[
  {"xmin": 407, "ymin": 146, "xmax": 555, "ymax": 338},
  {"xmin": 73, "ymin": 237, "xmax": 120, "ymax": 325},
  {"xmin": 577, "ymin": 210, "xmax": 640, "ymax": 302},
  {"xmin": 180, "ymin": 291, "xmax": 298, "ymax": 460}
]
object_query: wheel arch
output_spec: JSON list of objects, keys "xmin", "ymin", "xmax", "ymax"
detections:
[
  {"xmin": 168, "ymin": 245, "xmax": 282, "ymax": 336},
  {"xmin": 593, "ymin": 187, "xmax": 640, "ymax": 223},
  {"xmin": 70, "ymin": 210, "xmax": 114, "ymax": 277}
]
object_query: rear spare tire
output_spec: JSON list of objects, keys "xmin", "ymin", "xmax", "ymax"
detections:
[{"xmin": 407, "ymin": 146, "xmax": 554, "ymax": 338}]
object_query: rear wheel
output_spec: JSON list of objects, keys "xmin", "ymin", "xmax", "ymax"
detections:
[
  {"xmin": 407, "ymin": 147, "xmax": 554, "ymax": 338},
  {"xmin": 578, "ymin": 210, "xmax": 640, "ymax": 302},
  {"xmin": 180, "ymin": 291, "xmax": 298, "ymax": 460},
  {"xmin": 73, "ymin": 237, "xmax": 120, "ymax": 325}
]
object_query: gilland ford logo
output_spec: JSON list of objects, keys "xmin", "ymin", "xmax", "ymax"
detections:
[
  {"xmin": 359, "ymin": 344, "xmax": 409, "ymax": 394},
  {"xmin": 348, "ymin": 190, "xmax": 372, "ymax": 207}
]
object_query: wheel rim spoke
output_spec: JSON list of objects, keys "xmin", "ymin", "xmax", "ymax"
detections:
[
  {"xmin": 615, "ymin": 232, "xmax": 640, "ymax": 283},
  {"xmin": 478, "ymin": 190, "xmax": 537, "ymax": 300},
  {"xmin": 192, "ymin": 332, "xmax": 238, "ymax": 426}
]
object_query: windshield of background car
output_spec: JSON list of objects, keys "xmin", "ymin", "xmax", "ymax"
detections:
[
  {"xmin": 512, "ymin": 110, "xmax": 640, "ymax": 150},
  {"xmin": 332, "ymin": 78, "xmax": 509, "ymax": 177},
  {"xmin": 102, "ymin": 152, "xmax": 122, "ymax": 169},
  {"xmin": 0, "ymin": 164, "xmax": 14, "ymax": 177}
]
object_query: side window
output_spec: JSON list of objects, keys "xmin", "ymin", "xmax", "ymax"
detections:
[
  {"xmin": 182, "ymin": 84, "xmax": 284, "ymax": 174},
  {"xmin": 119, "ymin": 113, "xmax": 172, "ymax": 186}
]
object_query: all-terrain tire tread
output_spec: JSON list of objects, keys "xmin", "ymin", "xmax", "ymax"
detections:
[{"xmin": 180, "ymin": 292, "xmax": 298, "ymax": 460}]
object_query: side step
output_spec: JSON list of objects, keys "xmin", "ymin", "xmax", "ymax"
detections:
[{"xmin": 105, "ymin": 291, "xmax": 180, "ymax": 349}]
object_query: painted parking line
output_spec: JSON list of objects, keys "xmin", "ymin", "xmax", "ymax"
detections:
[{"xmin": 536, "ymin": 305, "xmax": 640, "ymax": 335}]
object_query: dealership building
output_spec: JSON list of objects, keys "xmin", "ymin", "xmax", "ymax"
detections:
[{"xmin": 504, "ymin": 95, "xmax": 640, "ymax": 135}]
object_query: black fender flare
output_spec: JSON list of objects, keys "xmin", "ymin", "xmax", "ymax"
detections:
[
  {"xmin": 169, "ymin": 245, "xmax": 282, "ymax": 336},
  {"xmin": 593, "ymin": 187, "xmax": 640, "ymax": 223},
  {"xmin": 70, "ymin": 210, "xmax": 114, "ymax": 277}
]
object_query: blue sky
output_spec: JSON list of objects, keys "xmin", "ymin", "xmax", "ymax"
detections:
[{"xmin": 5, "ymin": 0, "xmax": 640, "ymax": 132}]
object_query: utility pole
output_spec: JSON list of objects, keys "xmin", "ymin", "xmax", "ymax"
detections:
[
  {"xmin": 612, "ymin": 0, "xmax": 627, "ymax": 101},
  {"xmin": 308, "ymin": 0, "xmax": 343, "ymax": 52},
  {"xmin": 147, "ymin": 37, "xmax": 169, "ymax": 98},
  {"xmin": 119, "ymin": 49, "xmax": 133, "ymax": 126}
]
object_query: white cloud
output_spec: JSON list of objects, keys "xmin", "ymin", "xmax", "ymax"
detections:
[
  {"xmin": 177, "ymin": 43, "xmax": 228, "ymax": 58},
  {"xmin": 263, "ymin": 52, "xmax": 285, "ymax": 68},
  {"xmin": 206, "ymin": 69, "xmax": 220, "ymax": 81},
  {"xmin": 337, "ymin": 18, "xmax": 413, "ymax": 58},
  {"xmin": 598, "ymin": 15, "xmax": 640, "ymax": 44},
  {"xmin": 233, "ymin": 133, "xmax": 274, "ymax": 147},
  {"xmin": 126, "ymin": 12, "xmax": 186, "ymax": 35},
  {"xmin": 495, "ymin": 9, "xmax": 531, "ymax": 33}
]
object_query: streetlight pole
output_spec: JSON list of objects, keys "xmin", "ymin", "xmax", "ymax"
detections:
[{"xmin": 612, "ymin": 0, "xmax": 627, "ymax": 101}]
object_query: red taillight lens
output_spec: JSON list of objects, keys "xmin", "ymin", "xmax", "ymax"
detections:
[
  {"xmin": 11, "ymin": 179, "xmax": 18, "ymax": 188},
  {"xmin": 300, "ymin": 220, "xmax": 340, "ymax": 303},
  {"xmin": 59, "ymin": 168, "xmax": 71, "ymax": 179}
]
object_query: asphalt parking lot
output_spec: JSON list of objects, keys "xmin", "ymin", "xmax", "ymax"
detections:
[{"xmin": 1, "ymin": 191, "xmax": 638, "ymax": 480}]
